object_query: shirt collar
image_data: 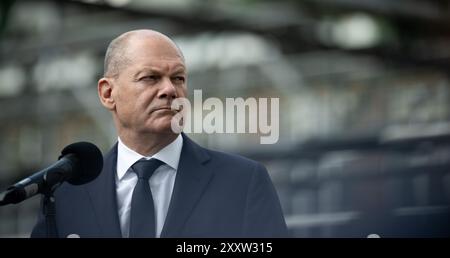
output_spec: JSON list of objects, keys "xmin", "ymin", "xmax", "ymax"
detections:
[{"xmin": 116, "ymin": 134, "xmax": 183, "ymax": 181}]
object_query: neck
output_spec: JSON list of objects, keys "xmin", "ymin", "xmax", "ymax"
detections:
[{"xmin": 118, "ymin": 130, "xmax": 179, "ymax": 157}]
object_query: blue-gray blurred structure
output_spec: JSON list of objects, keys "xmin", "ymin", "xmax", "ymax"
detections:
[{"xmin": 0, "ymin": 0, "xmax": 449, "ymax": 237}]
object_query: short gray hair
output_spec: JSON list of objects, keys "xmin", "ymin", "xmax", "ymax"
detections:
[
  {"xmin": 103, "ymin": 30, "xmax": 185, "ymax": 77},
  {"xmin": 103, "ymin": 34, "xmax": 131, "ymax": 77}
]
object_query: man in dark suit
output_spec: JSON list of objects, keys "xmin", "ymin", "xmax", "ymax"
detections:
[{"xmin": 31, "ymin": 29, "xmax": 288, "ymax": 238}]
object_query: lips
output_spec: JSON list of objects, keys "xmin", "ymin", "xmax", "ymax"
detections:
[{"xmin": 151, "ymin": 106, "xmax": 181, "ymax": 113}]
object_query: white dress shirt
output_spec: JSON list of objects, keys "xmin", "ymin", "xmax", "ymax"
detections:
[{"xmin": 115, "ymin": 134, "xmax": 183, "ymax": 238}]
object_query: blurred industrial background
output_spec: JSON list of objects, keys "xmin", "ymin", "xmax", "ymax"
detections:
[{"xmin": 1, "ymin": 0, "xmax": 450, "ymax": 237}]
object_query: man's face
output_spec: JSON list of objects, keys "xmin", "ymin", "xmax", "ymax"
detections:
[{"xmin": 110, "ymin": 36, "xmax": 187, "ymax": 135}]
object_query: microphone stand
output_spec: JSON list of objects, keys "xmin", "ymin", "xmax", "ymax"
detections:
[
  {"xmin": 41, "ymin": 185, "xmax": 59, "ymax": 238},
  {"xmin": 1, "ymin": 184, "xmax": 59, "ymax": 237}
]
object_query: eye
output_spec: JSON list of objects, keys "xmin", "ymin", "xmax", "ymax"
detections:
[
  {"xmin": 172, "ymin": 76, "xmax": 185, "ymax": 83},
  {"xmin": 140, "ymin": 75, "xmax": 160, "ymax": 82}
]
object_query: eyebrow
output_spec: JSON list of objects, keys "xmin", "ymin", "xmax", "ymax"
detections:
[
  {"xmin": 133, "ymin": 66, "xmax": 186, "ymax": 79},
  {"xmin": 174, "ymin": 66, "xmax": 187, "ymax": 73},
  {"xmin": 133, "ymin": 68, "xmax": 159, "ymax": 80},
  {"xmin": 170, "ymin": 64, "xmax": 187, "ymax": 74}
]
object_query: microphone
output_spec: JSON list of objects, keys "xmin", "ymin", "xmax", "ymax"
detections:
[{"xmin": 0, "ymin": 142, "xmax": 103, "ymax": 206}]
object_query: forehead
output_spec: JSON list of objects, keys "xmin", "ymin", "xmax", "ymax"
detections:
[
  {"xmin": 124, "ymin": 35, "xmax": 185, "ymax": 72},
  {"xmin": 127, "ymin": 34, "xmax": 183, "ymax": 60},
  {"xmin": 133, "ymin": 62, "xmax": 186, "ymax": 76}
]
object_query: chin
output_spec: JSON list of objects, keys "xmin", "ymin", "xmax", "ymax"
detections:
[
  {"xmin": 145, "ymin": 115, "xmax": 179, "ymax": 134},
  {"xmin": 149, "ymin": 124, "xmax": 178, "ymax": 135}
]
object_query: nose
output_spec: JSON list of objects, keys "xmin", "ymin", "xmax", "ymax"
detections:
[{"xmin": 157, "ymin": 77, "xmax": 177, "ymax": 100}]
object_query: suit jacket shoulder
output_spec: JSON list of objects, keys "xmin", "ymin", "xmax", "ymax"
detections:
[{"xmin": 176, "ymin": 135, "xmax": 289, "ymax": 237}]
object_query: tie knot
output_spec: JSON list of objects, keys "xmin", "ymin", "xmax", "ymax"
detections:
[{"xmin": 131, "ymin": 159, "xmax": 164, "ymax": 180}]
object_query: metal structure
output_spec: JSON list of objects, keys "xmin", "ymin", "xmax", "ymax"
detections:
[{"xmin": 0, "ymin": 0, "xmax": 449, "ymax": 237}]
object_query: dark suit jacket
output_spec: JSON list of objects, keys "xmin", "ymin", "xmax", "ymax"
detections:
[{"xmin": 31, "ymin": 134, "xmax": 288, "ymax": 237}]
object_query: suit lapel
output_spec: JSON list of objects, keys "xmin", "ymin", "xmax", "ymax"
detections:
[
  {"xmin": 84, "ymin": 135, "xmax": 212, "ymax": 237},
  {"xmin": 161, "ymin": 134, "xmax": 212, "ymax": 237},
  {"xmin": 85, "ymin": 144, "xmax": 122, "ymax": 237}
]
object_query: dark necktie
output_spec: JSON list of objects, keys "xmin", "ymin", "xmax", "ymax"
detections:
[{"xmin": 129, "ymin": 158, "xmax": 164, "ymax": 238}]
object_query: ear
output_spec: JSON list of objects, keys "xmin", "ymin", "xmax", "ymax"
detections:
[{"xmin": 98, "ymin": 77, "xmax": 115, "ymax": 110}]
